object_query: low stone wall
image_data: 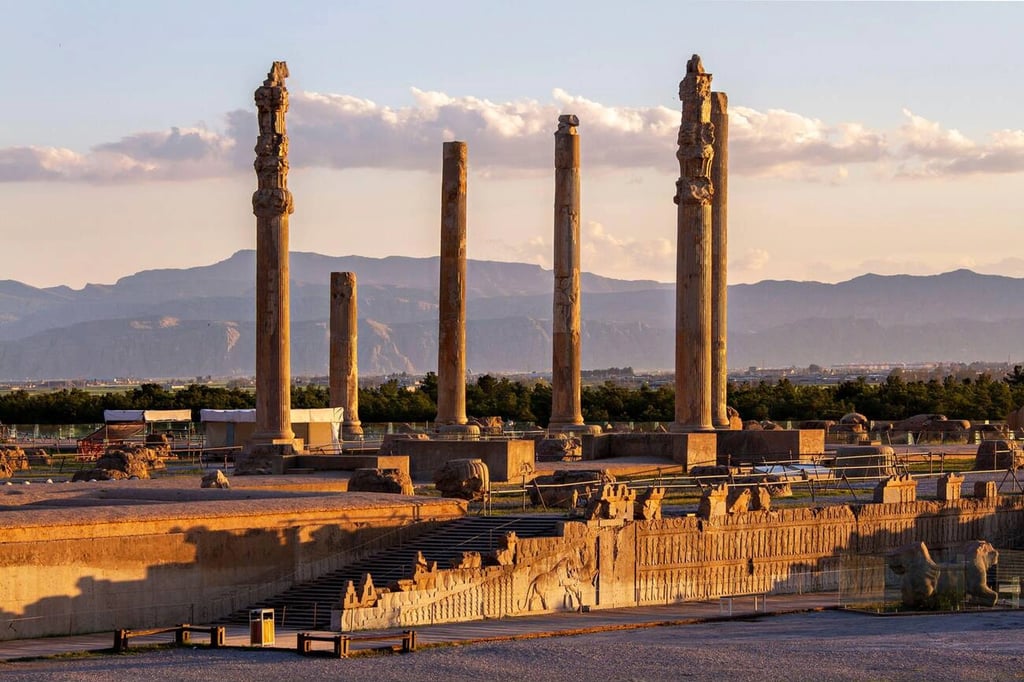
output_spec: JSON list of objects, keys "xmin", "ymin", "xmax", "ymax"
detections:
[
  {"xmin": 0, "ymin": 494, "xmax": 465, "ymax": 640},
  {"xmin": 582, "ymin": 433, "xmax": 716, "ymax": 470},
  {"xmin": 336, "ymin": 496, "xmax": 1024, "ymax": 631},
  {"xmin": 390, "ymin": 439, "xmax": 535, "ymax": 482},
  {"xmin": 717, "ymin": 429, "xmax": 825, "ymax": 463}
]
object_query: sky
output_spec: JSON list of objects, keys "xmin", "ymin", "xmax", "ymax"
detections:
[{"xmin": 3, "ymin": 1, "xmax": 1024, "ymax": 289}]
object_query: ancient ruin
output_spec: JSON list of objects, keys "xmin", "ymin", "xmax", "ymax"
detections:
[
  {"xmin": 672, "ymin": 54, "xmax": 715, "ymax": 433},
  {"xmin": 435, "ymin": 141, "xmax": 479, "ymax": 437},
  {"xmin": 888, "ymin": 540, "xmax": 999, "ymax": 609},
  {"xmin": 330, "ymin": 271, "xmax": 363, "ymax": 438},
  {"xmin": 246, "ymin": 61, "xmax": 297, "ymax": 456},
  {"xmin": 710, "ymin": 91, "xmax": 730, "ymax": 429},
  {"xmin": 550, "ymin": 114, "xmax": 599, "ymax": 435}
]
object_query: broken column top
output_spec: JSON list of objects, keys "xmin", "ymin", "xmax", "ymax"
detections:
[
  {"xmin": 680, "ymin": 53, "xmax": 713, "ymax": 104},
  {"xmin": 264, "ymin": 61, "xmax": 289, "ymax": 86},
  {"xmin": 556, "ymin": 114, "xmax": 579, "ymax": 134},
  {"xmin": 443, "ymin": 140, "xmax": 467, "ymax": 159}
]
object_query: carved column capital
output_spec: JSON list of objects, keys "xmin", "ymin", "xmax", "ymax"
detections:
[{"xmin": 675, "ymin": 54, "xmax": 715, "ymax": 207}]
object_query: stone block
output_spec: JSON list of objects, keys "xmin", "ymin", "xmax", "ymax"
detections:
[
  {"xmin": 873, "ymin": 474, "xmax": 917, "ymax": 504},
  {"xmin": 831, "ymin": 445, "xmax": 897, "ymax": 480},
  {"xmin": 394, "ymin": 439, "xmax": 534, "ymax": 483},
  {"xmin": 697, "ymin": 483, "xmax": 728, "ymax": 518},
  {"xmin": 974, "ymin": 480, "xmax": 998, "ymax": 499},
  {"xmin": 937, "ymin": 473, "xmax": 964, "ymax": 502},
  {"xmin": 671, "ymin": 433, "xmax": 718, "ymax": 470},
  {"xmin": 716, "ymin": 429, "xmax": 824, "ymax": 464}
]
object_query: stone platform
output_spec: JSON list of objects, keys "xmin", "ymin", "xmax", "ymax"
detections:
[{"xmin": 0, "ymin": 478, "xmax": 465, "ymax": 641}]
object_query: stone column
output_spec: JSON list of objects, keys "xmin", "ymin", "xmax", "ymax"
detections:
[
  {"xmin": 710, "ymin": 92, "xmax": 730, "ymax": 429},
  {"xmin": 549, "ymin": 115, "xmax": 599, "ymax": 435},
  {"xmin": 330, "ymin": 271, "xmax": 363, "ymax": 439},
  {"xmin": 671, "ymin": 55, "xmax": 714, "ymax": 433},
  {"xmin": 248, "ymin": 61, "xmax": 296, "ymax": 451},
  {"xmin": 435, "ymin": 142, "xmax": 479, "ymax": 436}
]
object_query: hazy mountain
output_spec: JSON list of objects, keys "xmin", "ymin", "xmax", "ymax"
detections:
[{"xmin": 1, "ymin": 252, "xmax": 1022, "ymax": 380}]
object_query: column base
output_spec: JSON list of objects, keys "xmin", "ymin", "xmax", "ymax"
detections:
[
  {"xmin": 669, "ymin": 422, "xmax": 715, "ymax": 433},
  {"xmin": 237, "ymin": 439, "xmax": 303, "ymax": 475},
  {"xmin": 547, "ymin": 422, "xmax": 603, "ymax": 436},
  {"xmin": 436, "ymin": 424, "xmax": 481, "ymax": 440},
  {"xmin": 341, "ymin": 422, "xmax": 364, "ymax": 439}
]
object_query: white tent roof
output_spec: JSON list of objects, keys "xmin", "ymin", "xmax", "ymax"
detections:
[
  {"xmin": 200, "ymin": 407, "xmax": 342, "ymax": 424},
  {"xmin": 104, "ymin": 409, "xmax": 193, "ymax": 423}
]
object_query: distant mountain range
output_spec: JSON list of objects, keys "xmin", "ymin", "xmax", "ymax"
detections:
[{"xmin": 0, "ymin": 251, "xmax": 1021, "ymax": 380}]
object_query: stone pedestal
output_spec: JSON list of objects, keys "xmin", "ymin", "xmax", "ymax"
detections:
[
  {"xmin": 873, "ymin": 474, "xmax": 918, "ymax": 504},
  {"xmin": 937, "ymin": 473, "xmax": 964, "ymax": 502},
  {"xmin": 248, "ymin": 61, "xmax": 298, "ymax": 453},
  {"xmin": 436, "ymin": 141, "xmax": 471, "ymax": 429},
  {"xmin": 710, "ymin": 92, "xmax": 730, "ymax": 429},
  {"xmin": 671, "ymin": 55, "xmax": 714, "ymax": 433},
  {"xmin": 330, "ymin": 271, "xmax": 363, "ymax": 439}
]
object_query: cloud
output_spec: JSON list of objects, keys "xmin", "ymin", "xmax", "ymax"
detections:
[
  {"xmin": 895, "ymin": 110, "xmax": 1024, "ymax": 177},
  {"xmin": 732, "ymin": 248, "xmax": 771, "ymax": 275},
  {"xmin": 4, "ymin": 87, "xmax": 1024, "ymax": 183},
  {"xmin": 580, "ymin": 221, "xmax": 675, "ymax": 280},
  {"xmin": 0, "ymin": 127, "xmax": 235, "ymax": 182},
  {"xmin": 730, "ymin": 107, "xmax": 886, "ymax": 178}
]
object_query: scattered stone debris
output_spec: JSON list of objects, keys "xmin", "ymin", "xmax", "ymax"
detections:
[
  {"xmin": 348, "ymin": 467, "xmax": 414, "ymax": 495},
  {"xmin": 433, "ymin": 458, "xmax": 489, "ymax": 500},
  {"xmin": 378, "ymin": 432, "xmax": 430, "ymax": 455},
  {"xmin": 975, "ymin": 439, "xmax": 1024, "ymax": 471},
  {"xmin": 535, "ymin": 434, "xmax": 582, "ymax": 462},
  {"xmin": 0, "ymin": 448, "xmax": 30, "ymax": 478},
  {"xmin": 201, "ymin": 470, "xmax": 231, "ymax": 489},
  {"xmin": 529, "ymin": 470, "xmax": 614, "ymax": 508}
]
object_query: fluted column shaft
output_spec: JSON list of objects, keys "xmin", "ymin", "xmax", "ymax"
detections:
[
  {"xmin": 550, "ymin": 114, "xmax": 585, "ymax": 429},
  {"xmin": 330, "ymin": 271, "xmax": 363, "ymax": 438},
  {"xmin": 711, "ymin": 92, "xmax": 730, "ymax": 429},
  {"xmin": 436, "ymin": 141, "xmax": 469, "ymax": 426}
]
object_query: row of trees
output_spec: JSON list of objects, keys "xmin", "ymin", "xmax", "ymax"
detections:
[{"xmin": 3, "ymin": 369, "xmax": 1024, "ymax": 425}]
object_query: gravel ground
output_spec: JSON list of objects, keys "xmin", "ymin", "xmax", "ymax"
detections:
[{"xmin": 3, "ymin": 610, "xmax": 1023, "ymax": 682}]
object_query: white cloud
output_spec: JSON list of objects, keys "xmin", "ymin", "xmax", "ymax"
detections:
[
  {"xmin": 730, "ymin": 107, "xmax": 886, "ymax": 179},
  {"xmin": 0, "ymin": 127, "xmax": 234, "ymax": 182},
  {"xmin": 4, "ymin": 88, "xmax": 1024, "ymax": 184},
  {"xmin": 895, "ymin": 110, "xmax": 1024, "ymax": 177},
  {"xmin": 580, "ymin": 221, "xmax": 675, "ymax": 280},
  {"xmin": 732, "ymin": 248, "xmax": 771, "ymax": 275}
]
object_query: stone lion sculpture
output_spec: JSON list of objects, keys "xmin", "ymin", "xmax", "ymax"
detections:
[{"xmin": 888, "ymin": 540, "xmax": 999, "ymax": 609}]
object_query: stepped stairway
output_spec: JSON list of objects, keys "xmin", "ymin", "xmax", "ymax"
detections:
[{"xmin": 218, "ymin": 515, "xmax": 562, "ymax": 631}]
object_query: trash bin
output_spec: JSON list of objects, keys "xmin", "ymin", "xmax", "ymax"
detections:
[{"xmin": 249, "ymin": 608, "xmax": 275, "ymax": 646}]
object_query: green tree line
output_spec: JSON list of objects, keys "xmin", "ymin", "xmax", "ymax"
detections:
[{"xmin": 4, "ymin": 369, "xmax": 1024, "ymax": 425}]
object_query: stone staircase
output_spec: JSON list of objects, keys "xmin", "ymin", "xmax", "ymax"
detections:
[{"xmin": 217, "ymin": 515, "xmax": 563, "ymax": 631}]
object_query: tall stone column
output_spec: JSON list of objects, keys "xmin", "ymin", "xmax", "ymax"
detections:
[
  {"xmin": 710, "ymin": 92, "xmax": 730, "ymax": 429},
  {"xmin": 671, "ymin": 55, "xmax": 715, "ymax": 433},
  {"xmin": 549, "ymin": 115, "xmax": 599, "ymax": 434},
  {"xmin": 330, "ymin": 271, "xmax": 363, "ymax": 439},
  {"xmin": 435, "ymin": 142, "xmax": 479, "ymax": 437},
  {"xmin": 249, "ymin": 61, "xmax": 296, "ymax": 451}
]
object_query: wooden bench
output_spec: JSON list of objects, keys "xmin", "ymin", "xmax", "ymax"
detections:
[
  {"xmin": 113, "ymin": 624, "xmax": 225, "ymax": 653},
  {"xmin": 297, "ymin": 630, "xmax": 417, "ymax": 658},
  {"xmin": 718, "ymin": 593, "xmax": 768, "ymax": 616}
]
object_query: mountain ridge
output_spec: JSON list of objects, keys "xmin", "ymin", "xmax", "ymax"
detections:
[{"xmin": 1, "ymin": 252, "xmax": 1022, "ymax": 379}]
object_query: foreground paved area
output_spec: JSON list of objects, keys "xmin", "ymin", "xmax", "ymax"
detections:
[
  {"xmin": 2, "ymin": 609, "xmax": 1022, "ymax": 681},
  {"xmin": 1, "ymin": 594, "xmax": 1022, "ymax": 681}
]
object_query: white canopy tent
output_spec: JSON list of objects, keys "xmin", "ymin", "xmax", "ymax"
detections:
[{"xmin": 104, "ymin": 409, "xmax": 193, "ymax": 423}]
